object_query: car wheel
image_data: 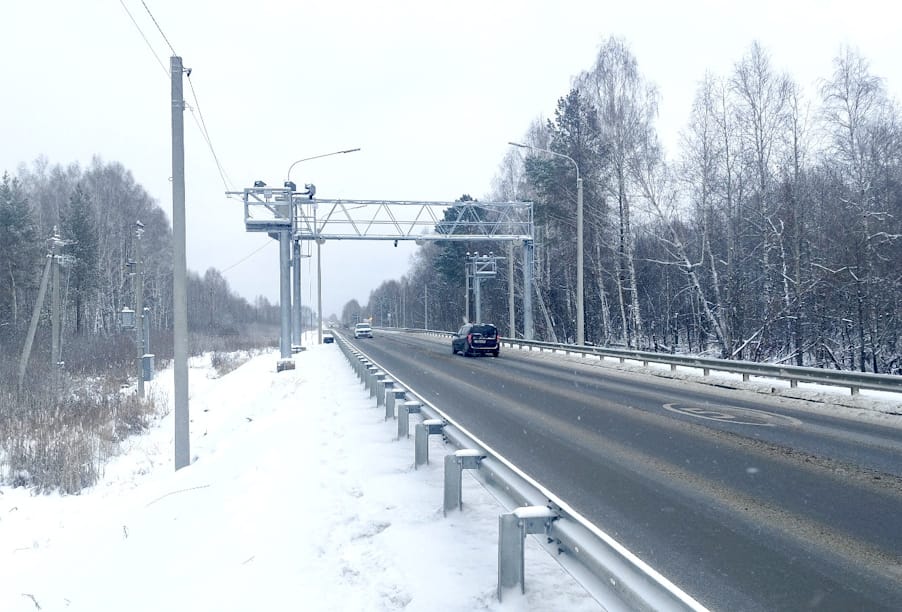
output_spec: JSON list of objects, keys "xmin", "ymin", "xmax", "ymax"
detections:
[
  {"xmin": 492, "ymin": 349, "xmax": 499, "ymax": 357},
  {"xmin": 452, "ymin": 345, "xmax": 457, "ymax": 355}
]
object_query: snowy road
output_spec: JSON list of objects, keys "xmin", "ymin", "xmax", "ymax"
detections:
[{"xmin": 348, "ymin": 329, "xmax": 902, "ymax": 611}]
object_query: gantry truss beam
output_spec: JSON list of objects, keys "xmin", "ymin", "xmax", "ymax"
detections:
[{"xmin": 228, "ymin": 188, "xmax": 534, "ymax": 242}]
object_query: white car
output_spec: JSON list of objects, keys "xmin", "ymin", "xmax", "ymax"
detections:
[{"xmin": 354, "ymin": 323, "xmax": 373, "ymax": 339}]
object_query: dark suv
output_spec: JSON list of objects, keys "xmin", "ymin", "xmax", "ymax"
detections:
[{"xmin": 452, "ymin": 323, "xmax": 500, "ymax": 357}]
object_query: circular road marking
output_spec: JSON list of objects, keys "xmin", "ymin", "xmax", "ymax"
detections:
[{"xmin": 662, "ymin": 403, "xmax": 802, "ymax": 427}]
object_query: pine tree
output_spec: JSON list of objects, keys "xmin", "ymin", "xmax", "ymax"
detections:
[
  {"xmin": 0, "ymin": 172, "xmax": 41, "ymax": 335},
  {"xmin": 63, "ymin": 184, "xmax": 100, "ymax": 334}
]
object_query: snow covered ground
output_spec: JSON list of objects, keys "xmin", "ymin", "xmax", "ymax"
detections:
[{"xmin": 0, "ymin": 335, "xmax": 602, "ymax": 612}]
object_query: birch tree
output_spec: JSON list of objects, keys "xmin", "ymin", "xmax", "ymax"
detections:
[
  {"xmin": 577, "ymin": 37, "xmax": 656, "ymax": 347},
  {"xmin": 819, "ymin": 47, "xmax": 901, "ymax": 371},
  {"xmin": 730, "ymin": 41, "xmax": 793, "ymax": 358}
]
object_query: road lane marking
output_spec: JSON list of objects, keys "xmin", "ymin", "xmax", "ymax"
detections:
[{"xmin": 663, "ymin": 403, "xmax": 802, "ymax": 427}]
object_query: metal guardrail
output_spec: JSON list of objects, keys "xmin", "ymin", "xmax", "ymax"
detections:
[
  {"xmin": 335, "ymin": 331, "xmax": 708, "ymax": 611},
  {"xmin": 393, "ymin": 328, "xmax": 902, "ymax": 396}
]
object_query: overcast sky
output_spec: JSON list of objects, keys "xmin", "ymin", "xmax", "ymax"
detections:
[{"xmin": 3, "ymin": 0, "xmax": 900, "ymax": 318}]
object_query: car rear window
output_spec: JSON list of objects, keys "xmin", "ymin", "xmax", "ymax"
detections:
[{"xmin": 471, "ymin": 325, "xmax": 497, "ymax": 337}]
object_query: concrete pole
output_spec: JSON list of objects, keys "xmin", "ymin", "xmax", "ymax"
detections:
[
  {"xmin": 171, "ymin": 56, "xmax": 190, "ymax": 470},
  {"xmin": 135, "ymin": 223, "xmax": 145, "ymax": 399},
  {"xmin": 51, "ymin": 237, "xmax": 60, "ymax": 369},
  {"xmin": 577, "ymin": 176, "xmax": 584, "ymax": 346},
  {"xmin": 18, "ymin": 253, "xmax": 53, "ymax": 389}
]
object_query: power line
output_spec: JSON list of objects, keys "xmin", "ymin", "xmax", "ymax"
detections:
[
  {"xmin": 186, "ymin": 74, "xmax": 236, "ymax": 193},
  {"xmin": 118, "ymin": 0, "xmax": 168, "ymax": 78},
  {"xmin": 221, "ymin": 239, "xmax": 275, "ymax": 273},
  {"xmin": 118, "ymin": 3, "xmax": 240, "ymax": 201},
  {"xmin": 118, "ymin": 2, "xmax": 239, "ymax": 199},
  {"xmin": 140, "ymin": 0, "xmax": 177, "ymax": 56}
]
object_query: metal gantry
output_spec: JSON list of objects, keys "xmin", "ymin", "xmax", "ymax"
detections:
[
  {"xmin": 227, "ymin": 185, "xmax": 537, "ymax": 354},
  {"xmin": 465, "ymin": 251, "xmax": 503, "ymax": 324}
]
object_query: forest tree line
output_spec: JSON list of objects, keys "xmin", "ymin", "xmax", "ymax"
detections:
[
  {"xmin": 355, "ymin": 39, "xmax": 901, "ymax": 374},
  {"xmin": 0, "ymin": 157, "xmax": 279, "ymax": 376}
]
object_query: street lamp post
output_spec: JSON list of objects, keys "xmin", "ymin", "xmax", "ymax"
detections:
[
  {"xmin": 286, "ymin": 148, "xmax": 361, "ymax": 345},
  {"xmin": 509, "ymin": 142, "xmax": 584, "ymax": 346}
]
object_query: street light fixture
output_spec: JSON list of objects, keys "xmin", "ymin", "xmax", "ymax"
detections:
[
  {"xmin": 286, "ymin": 148, "xmax": 362, "ymax": 345},
  {"xmin": 508, "ymin": 141, "xmax": 584, "ymax": 346},
  {"xmin": 287, "ymin": 148, "xmax": 361, "ymax": 184}
]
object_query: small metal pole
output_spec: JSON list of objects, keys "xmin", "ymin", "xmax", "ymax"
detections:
[
  {"xmin": 379, "ymin": 379, "xmax": 394, "ymax": 407},
  {"xmin": 443, "ymin": 455, "xmax": 462, "ymax": 516},
  {"xmin": 398, "ymin": 400, "xmax": 421, "ymax": 439},
  {"xmin": 414, "ymin": 423, "xmax": 428, "ymax": 467},
  {"xmin": 497, "ymin": 506, "xmax": 558, "ymax": 601},
  {"xmin": 443, "ymin": 449, "xmax": 485, "ymax": 516},
  {"xmin": 365, "ymin": 364, "xmax": 378, "ymax": 391},
  {"xmin": 371, "ymin": 371, "xmax": 386, "ymax": 398},
  {"xmin": 497, "ymin": 513, "xmax": 522, "ymax": 600},
  {"xmin": 415, "ymin": 419, "xmax": 444, "ymax": 468},
  {"xmin": 386, "ymin": 388, "xmax": 405, "ymax": 421}
]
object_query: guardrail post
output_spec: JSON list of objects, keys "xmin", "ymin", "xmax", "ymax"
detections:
[
  {"xmin": 357, "ymin": 359, "xmax": 370, "ymax": 382},
  {"xmin": 378, "ymin": 379, "xmax": 394, "ymax": 407},
  {"xmin": 365, "ymin": 364, "xmax": 378, "ymax": 392},
  {"xmin": 444, "ymin": 449, "xmax": 486, "ymax": 516},
  {"xmin": 398, "ymin": 400, "xmax": 421, "ymax": 439},
  {"xmin": 498, "ymin": 513, "xmax": 522, "ymax": 598},
  {"xmin": 497, "ymin": 506, "xmax": 558, "ymax": 601},
  {"xmin": 414, "ymin": 419, "xmax": 444, "ymax": 468},
  {"xmin": 371, "ymin": 371, "xmax": 386, "ymax": 398},
  {"xmin": 386, "ymin": 387, "xmax": 405, "ymax": 420}
]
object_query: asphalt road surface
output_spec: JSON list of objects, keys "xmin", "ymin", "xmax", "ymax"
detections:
[{"xmin": 344, "ymin": 330, "xmax": 902, "ymax": 611}]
